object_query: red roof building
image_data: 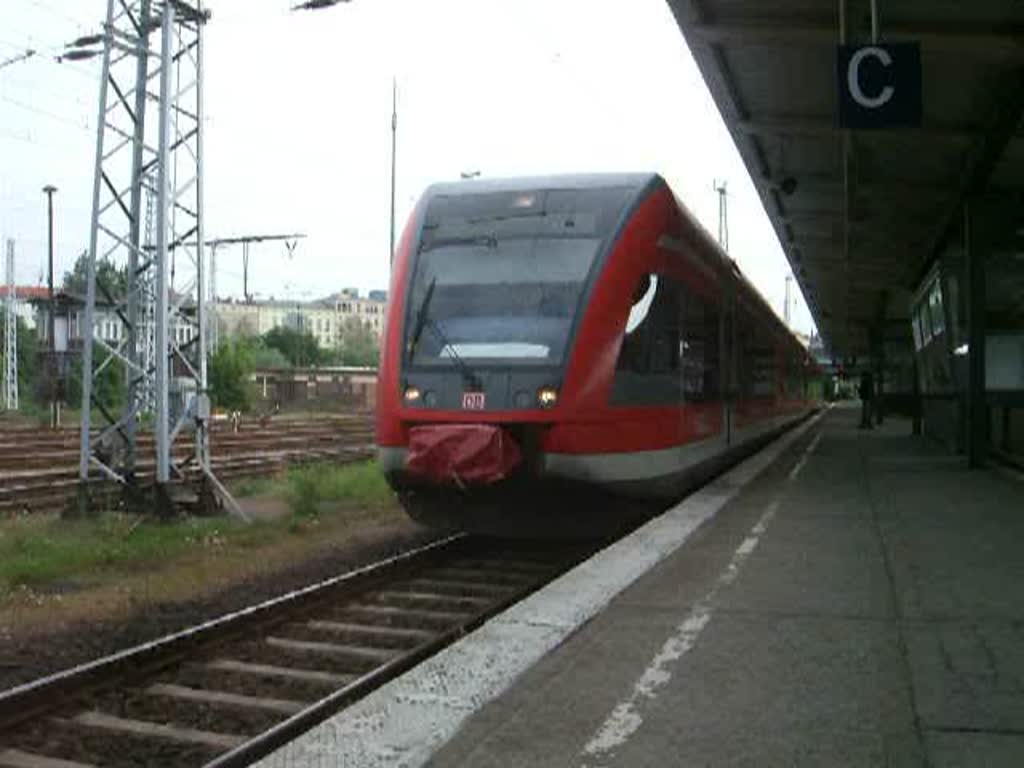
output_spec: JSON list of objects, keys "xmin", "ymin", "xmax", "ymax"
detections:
[{"xmin": 0, "ymin": 285, "xmax": 50, "ymax": 301}]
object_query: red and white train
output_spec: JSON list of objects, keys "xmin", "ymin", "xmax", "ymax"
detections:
[{"xmin": 376, "ymin": 173, "xmax": 818, "ymax": 533}]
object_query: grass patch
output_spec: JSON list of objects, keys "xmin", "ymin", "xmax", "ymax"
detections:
[
  {"xmin": 286, "ymin": 461, "xmax": 393, "ymax": 518},
  {"xmin": 232, "ymin": 476, "xmax": 279, "ymax": 498},
  {"xmin": 0, "ymin": 513, "xmax": 251, "ymax": 596},
  {"xmin": 0, "ymin": 460, "xmax": 395, "ymax": 598},
  {"xmin": 0, "ymin": 461, "xmax": 397, "ymax": 596}
]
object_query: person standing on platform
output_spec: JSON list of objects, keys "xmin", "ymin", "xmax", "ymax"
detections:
[{"xmin": 858, "ymin": 370, "xmax": 875, "ymax": 430}]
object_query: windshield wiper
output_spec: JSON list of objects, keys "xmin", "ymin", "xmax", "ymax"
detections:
[
  {"xmin": 407, "ymin": 277, "xmax": 481, "ymax": 389},
  {"xmin": 423, "ymin": 318, "xmax": 481, "ymax": 390},
  {"xmin": 408, "ymin": 276, "xmax": 437, "ymax": 357}
]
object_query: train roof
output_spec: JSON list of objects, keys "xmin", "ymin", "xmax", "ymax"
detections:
[{"xmin": 423, "ymin": 172, "xmax": 659, "ymax": 198}]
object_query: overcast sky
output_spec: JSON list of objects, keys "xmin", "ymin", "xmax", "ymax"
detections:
[{"xmin": 1, "ymin": 0, "xmax": 815, "ymax": 335}]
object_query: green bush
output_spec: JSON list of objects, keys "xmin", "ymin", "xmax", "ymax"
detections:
[
  {"xmin": 262, "ymin": 326, "xmax": 325, "ymax": 368},
  {"xmin": 287, "ymin": 469, "xmax": 321, "ymax": 519},
  {"xmin": 285, "ymin": 461, "xmax": 392, "ymax": 518},
  {"xmin": 248, "ymin": 343, "xmax": 292, "ymax": 370},
  {"xmin": 232, "ymin": 476, "xmax": 276, "ymax": 498},
  {"xmin": 209, "ymin": 339, "xmax": 253, "ymax": 411}
]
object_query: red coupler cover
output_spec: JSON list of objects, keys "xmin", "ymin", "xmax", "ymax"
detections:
[{"xmin": 406, "ymin": 424, "xmax": 522, "ymax": 486}]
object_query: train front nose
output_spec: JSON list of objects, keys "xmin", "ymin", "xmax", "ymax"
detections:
[{"xmin": 405, "ymin": 424, "xmax": 523, "ymax": 487}]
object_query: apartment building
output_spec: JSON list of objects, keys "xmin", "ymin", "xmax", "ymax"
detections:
[{"xmin": 215, "ymin": 289, "xmax": 387, "ymax": 351}]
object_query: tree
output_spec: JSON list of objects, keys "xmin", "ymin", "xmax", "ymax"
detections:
[
  {"xmin": 335, "ymin": 316, "xmax": 379, "ymax": 367},
  {"xmin": 208, "ymin": 339, "xmax": 253, "ymax": 411},
  {"xmin": 248, "ymin": 341, "xmax": 291, "ymax": 370},
  {"xmin": 262, "ymin": 326, "xmax": 324, "ymax": 368},
  {"xmin": 62, "ymin": 252, "xmax": 128, "ymax": 299}
]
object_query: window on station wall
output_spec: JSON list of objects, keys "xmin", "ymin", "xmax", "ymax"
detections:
[
  {"xmin": 944, "ymin": 274, "xmax": 962, "ymax": 349},
  {"xmin": 919, "ymin": 302, "xmax": 933, "ymax": 346},
  {"xmin": 912, "ymin": 283, "xmax": 955, "ymax": 394},
  {"xmin": 928, "ymin": 280, "xmax": 945, "ymax": 337}
]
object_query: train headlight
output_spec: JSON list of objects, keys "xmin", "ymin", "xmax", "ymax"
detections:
[
  {"xmin": 403, "ymin": 386, "xmax": 421, "ymax": 403},
  {"xmin": 537, "ymin": 387, "xmax": 558, "ymax": 408}
]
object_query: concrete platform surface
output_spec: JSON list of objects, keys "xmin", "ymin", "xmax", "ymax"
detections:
[
  {"xmin": 427, "ymin": 406, "xmax": 1024, "ymax": 768},
  {"xmin": 262, "ymin": 405, "xmax": 1024, "ymax": 767}
]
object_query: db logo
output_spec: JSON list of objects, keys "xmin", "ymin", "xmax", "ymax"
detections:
[{"xmin": 462, "ymin": 392, "xmax": 486, "ymax": 410}]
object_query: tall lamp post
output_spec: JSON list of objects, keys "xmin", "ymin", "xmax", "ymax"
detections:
[
  {"xmin": 42, "ymin": 184, "xmax": 58, "ymax": 427},
  {"xmin": 390, "ymin": 78, "xmax": 398, "ymax": 267}
]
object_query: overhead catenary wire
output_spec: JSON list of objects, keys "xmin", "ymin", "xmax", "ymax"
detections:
[
  {"xmin": 0, "ymin": 33, "xmax": 100, "ymax": 80},
  {"xmin": 22, "ymin": 0, "xmax": 95, "ymax": 32},
  {"xmin": 0, "ymin": 48, "xmax": 36, "ymax": 71},
  {"xmin": 0, "ymin": 93, "xmax": 94, "ymax": 133}
]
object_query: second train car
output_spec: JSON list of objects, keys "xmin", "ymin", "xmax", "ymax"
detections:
[{"xmin": 376, "ymin": 173, "xmax": 817, "ymax": 534}]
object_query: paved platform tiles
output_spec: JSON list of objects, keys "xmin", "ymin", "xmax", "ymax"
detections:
[{"xmin": 425, "ymin": 406, "xmax": 1024, "ymax": 767}]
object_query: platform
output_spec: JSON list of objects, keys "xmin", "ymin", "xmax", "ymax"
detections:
[{"xmin": 261, "ymin": 405, "xmax": 1024, "ymax": 767}]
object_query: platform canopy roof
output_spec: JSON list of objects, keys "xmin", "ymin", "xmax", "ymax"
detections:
[{"xmin": 669, "ymin": 0, "xmax": 1024, "ymax": 358}]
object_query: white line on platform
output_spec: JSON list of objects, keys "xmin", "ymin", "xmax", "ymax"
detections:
[
  {"xmin": 256, "ymin": 412, "xmax": 823, "ymax": 768},
  {"xmin": 580, "ymin": 499, "xmax": 780, "ymax": 765},
  {"xmin": 787, "ymin": 428, "xmax": 823, "ymax": 481}
]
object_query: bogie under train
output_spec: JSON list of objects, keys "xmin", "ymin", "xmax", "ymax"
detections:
[{"xmin": 376, "ymin": 173, "xmax": 817, "ymax": 534}]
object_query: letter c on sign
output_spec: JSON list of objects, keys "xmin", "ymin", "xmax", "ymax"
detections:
[{"xmin": 848, "ymin": 46, "xmax": 895, "ymax": 109}]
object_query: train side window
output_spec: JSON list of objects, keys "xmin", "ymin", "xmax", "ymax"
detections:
[
  {"xmin": 612, "ymin": 274, "xmax": 683, "ymax": 404},
  {"xmin": 786, "ymin": 353, "xmax": 801, "ymax": 398},
  {"xmin": 738, "ymin": 304, "xmax": 774, "ymax": 397},
  {"xmin": 618, "ymin": 278, "xmax": 651, "ymax": 374},
  {"xmin": 651, "ymin": 281, "xmax": 682, "ymax": 374},
  {"xmin": 617, "ymin": 274, "xmax": 681, "ymax": 374},
  {"xmin": 625, "ymin": 274, "xmax": 657, "ymax": 335},
  {"xmin": 618, "ymin": 275, "xmax": 657, "ymax": 373},
  {"xmin": 750, "ymin": 330, "xmax": 776, "ymax": 397},
  {"xmin": 681, "ymin": 290, "xmax": 720, "ymax": 400}
]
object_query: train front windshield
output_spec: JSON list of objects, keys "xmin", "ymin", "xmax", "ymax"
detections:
[{"xmin": 406, "ymin": 186, "xmax": 631, "ymax": 367}]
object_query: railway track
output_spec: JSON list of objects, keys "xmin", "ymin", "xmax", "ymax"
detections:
[
  {"xmin": 0, "ymin": 417, "xmax": 375, "ymax": 516},
  {"xmin": 0, "ymin": 535, "xmax": 597, "ymax": 767}
]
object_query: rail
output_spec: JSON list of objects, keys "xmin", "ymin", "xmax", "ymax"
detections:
[
  {"xmin": 0, "ymin": 534, "xmax": 599, "ymax": 767},
  {"xmin": 0, "ymin": 415, "xmax": 375, "ymax": 516}
]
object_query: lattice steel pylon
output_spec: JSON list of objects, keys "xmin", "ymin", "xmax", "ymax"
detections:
[
  {"xmin": 139, "ymin": 172, "xmax": 157, "ymax": 414},
  {"xmin": 3, "ymin": 239, "xmax": 17, "ymax": 411},
  {"xmin": 78, "ymin": 0, "xmax": 231, "ymax": 517}
]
